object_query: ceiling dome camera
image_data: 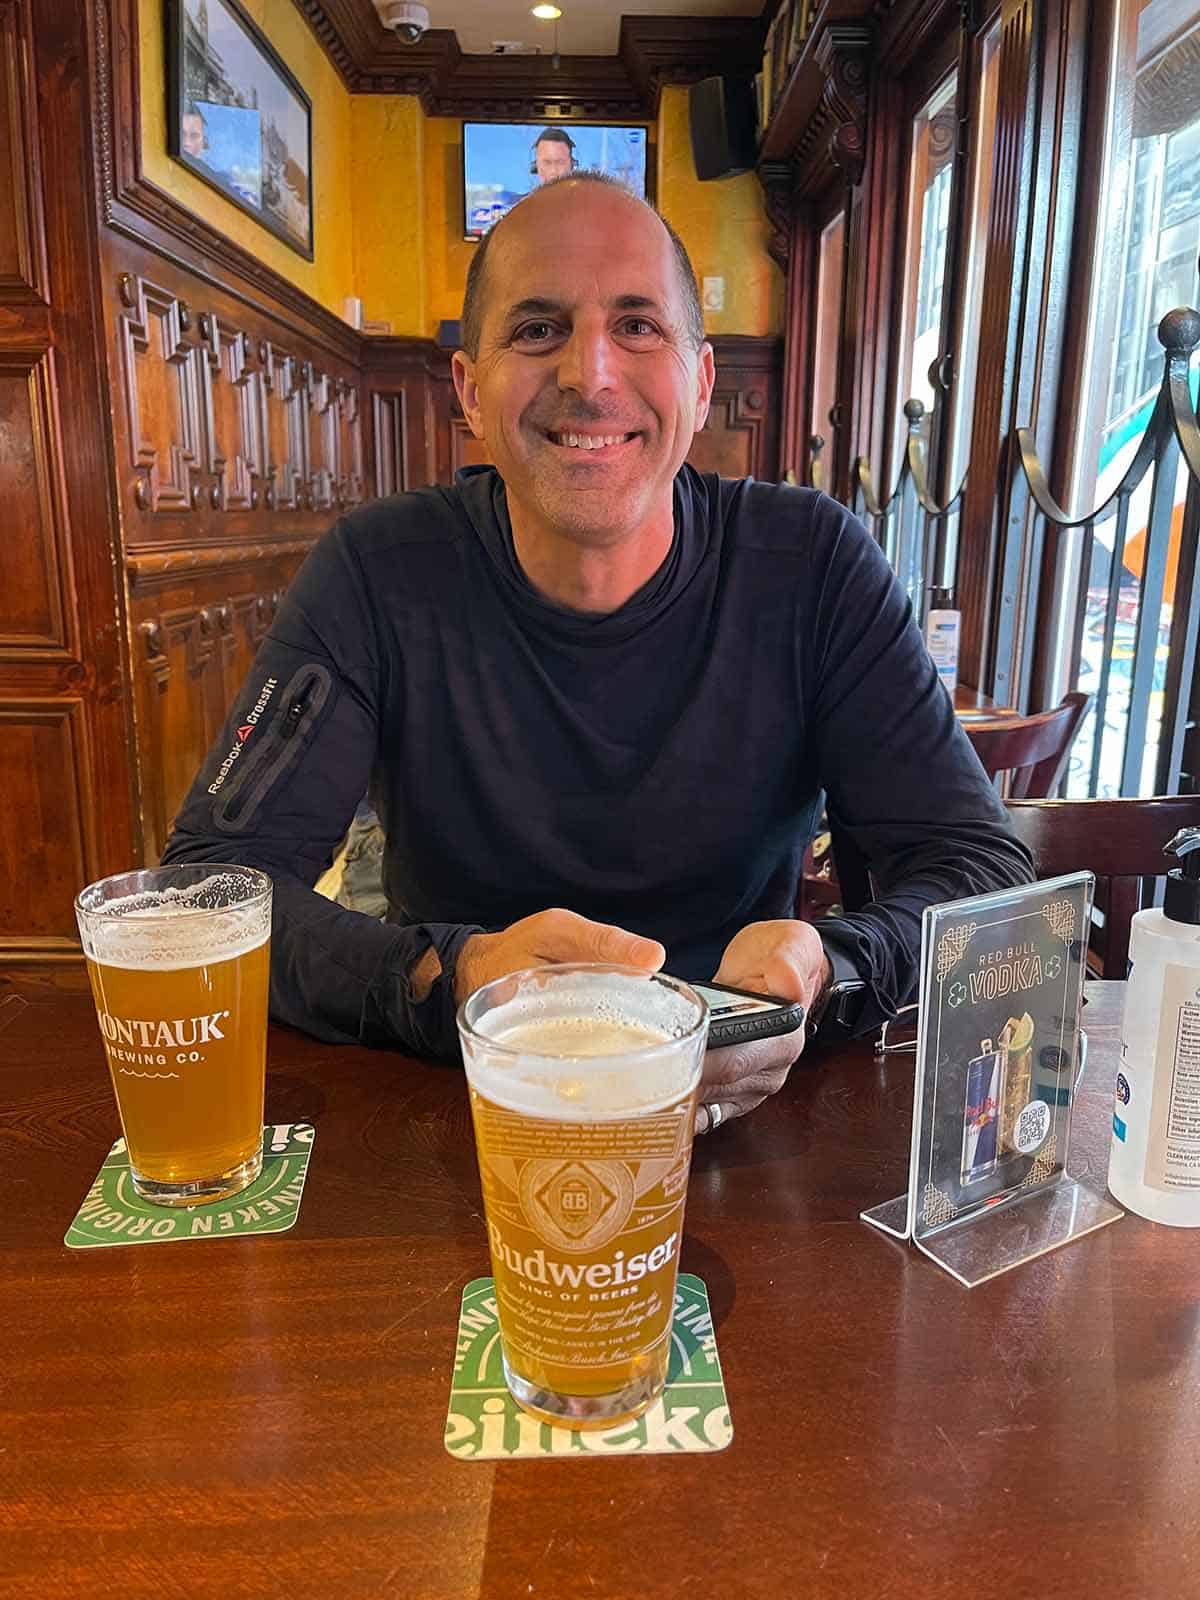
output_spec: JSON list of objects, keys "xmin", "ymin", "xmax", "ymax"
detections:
[{"xmin": 373, "ymin": 2, "xmax": 430, "ymax": 43}]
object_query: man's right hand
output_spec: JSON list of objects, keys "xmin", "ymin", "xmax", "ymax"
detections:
[{"xmin": 453, "ymin": 909, "xmax": 666, "ymax": 1004}]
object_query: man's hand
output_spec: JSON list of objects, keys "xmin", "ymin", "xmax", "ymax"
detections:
[
  {"xmin": 697, "ymin": 920, "xmax": 831, "ymax": 1135},
  {"xmin": 453, "ymin": 909, "xmax": 665, "ymax": 1004}
]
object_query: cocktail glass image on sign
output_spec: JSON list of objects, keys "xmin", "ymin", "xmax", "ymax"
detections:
[
  {"xmin": 75, "ymin": 865, "xmax": 272, "ymax": 1207},
  {"xmin": 457, "ymin": 964, "xmax": 708, "ymax": 1430}
]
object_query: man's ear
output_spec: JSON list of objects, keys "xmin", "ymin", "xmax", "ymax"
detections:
[
  {"xmin": 693, "ymin": 340, "xmax": 716, "ymax": 434},
  {"xmin": 452, "ymin": 351, "xmax": 486, "ymax": 440}
]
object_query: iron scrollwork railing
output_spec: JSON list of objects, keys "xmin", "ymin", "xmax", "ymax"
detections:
[
  {"xmin": 850, "ymin": 398, "xmax": 966, "ymax": 622},
  {"xmin": 1015, "ymin": 306, "xmax": 1200, "ymax": 796}
]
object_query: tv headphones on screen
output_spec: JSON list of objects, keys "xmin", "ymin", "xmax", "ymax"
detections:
[{"xmin": 530, "ymin": 128, "xmax": 578, "ymax": 175}]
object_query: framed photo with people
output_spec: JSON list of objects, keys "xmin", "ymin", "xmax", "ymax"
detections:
[{"xmin": 166, "ymin": 0, "xmax": 314, "ymax": 259}]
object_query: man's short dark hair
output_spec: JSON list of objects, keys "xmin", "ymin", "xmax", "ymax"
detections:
[
  {"xmin": 535, "ymin": 127, "xmax": 576, "ymax": 152},
  {"xmin": 461, "ymin": 173, "xmax": 705, "ymax": 360}
]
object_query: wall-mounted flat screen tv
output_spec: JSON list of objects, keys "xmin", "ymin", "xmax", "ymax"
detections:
[{"xmin": 463, "ymin": 123, "xmax": 651, "ymax": 240}]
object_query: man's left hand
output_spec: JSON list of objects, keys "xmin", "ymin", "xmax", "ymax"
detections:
[{"xmin": 696, "ymin": 920, "xmax": 831, "ymax": 1136}]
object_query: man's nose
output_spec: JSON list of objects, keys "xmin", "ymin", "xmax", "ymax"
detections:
[{"xmin": 556, "ymin": 327, "xmax": 618, "ymax": 401}]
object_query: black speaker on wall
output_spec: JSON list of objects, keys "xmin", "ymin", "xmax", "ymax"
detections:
[{"xmin": 688, "ymin": 75, "xmax": 758, "ymax": 180}]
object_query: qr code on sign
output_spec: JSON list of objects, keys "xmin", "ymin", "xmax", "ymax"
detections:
[{"xmin": 1014, "ymin": 1100, "xmax": 1050, "ymax": 1155}]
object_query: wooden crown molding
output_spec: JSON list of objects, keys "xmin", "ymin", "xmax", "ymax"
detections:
[
  {"xmin": 293, "ymin": 4, "xmax": 763, "ymax": 114},
  {"xmin": 758, "ymin": 10, "xmax": 873, "ymax": 207},
  {"xmin": 872, "ymin": 0, "xmax": 962, "ymax": 74}
]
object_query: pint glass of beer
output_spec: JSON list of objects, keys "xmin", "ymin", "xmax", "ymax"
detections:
[
  {"xmin": 75, "ymin": 865, "xmax": 272, "ymax": 1206},
  {"xmin": 458, "ymin": 964, "xmax": 708, "ymax": 1429}
]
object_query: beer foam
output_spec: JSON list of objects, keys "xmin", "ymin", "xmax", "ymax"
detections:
[
  {"xmin": 463, "ymin": 976, "xmax": 704, "ymax": 1121},
  {"xmin": 78, "ymin": 873, "xmax": 270, "ymax": 971},
  {"xmin": 495, "ymin": 1016, "xmax": 672, "ymax": 1057}
]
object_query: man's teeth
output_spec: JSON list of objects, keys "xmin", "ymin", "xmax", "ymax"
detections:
[{"xmin": 554, "ymin": 432, "xmax": 629, "ymax": 449}]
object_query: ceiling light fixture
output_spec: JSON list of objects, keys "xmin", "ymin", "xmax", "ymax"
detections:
[{"xmin": 531, "ymin": 5, "xmax": 562, "ymax": 17}]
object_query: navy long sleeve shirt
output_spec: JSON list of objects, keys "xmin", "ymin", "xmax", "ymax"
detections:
[{"xmin": 163, "ymin": 465, "xmax": 1033, "ymax": 1058}]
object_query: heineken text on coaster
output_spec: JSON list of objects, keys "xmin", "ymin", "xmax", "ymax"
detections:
[
  {"xmin": 64, "ymin": 1123, "xmax": 315, "ymax": 1249},
  {"xmin": 445, "ymin": 1273, "xmax": 732, "ymax": 1459}
]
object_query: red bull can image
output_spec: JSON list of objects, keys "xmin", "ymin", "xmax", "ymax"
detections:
[{"xmin": 961, "ymin": 1040, "xmax": 1004, "ymax": 1185}]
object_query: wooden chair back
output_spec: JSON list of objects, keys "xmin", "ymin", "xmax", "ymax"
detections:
[
  {"xmin": 1007, "ymin": 795, "xmax": 1200, "ymax": 977},
  {"xmin": 965, "ymin": 692, "xmax": 1091, "ymax": 798},
  {"xmin": 829, "ymin": 793, "xmax": 1200, "ymax": 979}
]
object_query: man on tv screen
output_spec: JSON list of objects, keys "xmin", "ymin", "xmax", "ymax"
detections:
[
  {"xmin": 163, "ymin": 174, "xmax": 1032, "ymax": 1136},
  {"xmin": 180, "ymin": 105, "xmax": 209, "ymax": 161},
  {"xmin": 531, "ymin": 127, "xmax": 577, "ymax": 184}
]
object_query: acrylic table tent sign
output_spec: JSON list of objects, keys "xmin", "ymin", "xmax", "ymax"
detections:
[{"xmin": 862, "ymin": 873, "xmax": 1123, "ymax": 1286}]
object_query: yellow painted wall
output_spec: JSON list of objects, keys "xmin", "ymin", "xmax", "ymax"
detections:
[
  {"xmin": 350, "ymin": 96, "xmax": 427, "ymax": 335},
  {"xmin": 139, "ymin": 12, "xmax": 780, "ymax": 340},
  {"xmin": 656, "ymin": 87, "xmax": 782, "ymax": 338},
  {"xmin": 139, "ymin": 0, "xmax": 354, "ymax": 318}
]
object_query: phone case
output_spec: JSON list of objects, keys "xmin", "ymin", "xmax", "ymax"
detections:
[{"xmin": 701, "ymin": 981, "xmax": 807, "ymax": 1049}]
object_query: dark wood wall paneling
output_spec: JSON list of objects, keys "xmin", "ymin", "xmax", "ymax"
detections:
[
  {"xmin": 0, "ymin": 0, "xmax": 134, "ymax": 970},
  {"xmin": 101, "ymin": 232, "xmax": 368, "ymax": 866},
  {"xmin": 0, "ymin": 0, "xmax": 781, "ymax": 971}
]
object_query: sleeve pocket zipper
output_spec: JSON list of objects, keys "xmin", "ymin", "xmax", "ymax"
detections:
[{"xmin": 213, "ymin": 664, "xmax": 333, "ymax": 833}]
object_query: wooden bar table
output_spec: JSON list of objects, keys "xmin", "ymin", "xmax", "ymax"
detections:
[
  {"xmin": 954, "ymin": 684, "xmax": 1020, "ymax": 728},
  {"xmin": 2, "ymin": 977, "xmax": 1196, "ymax": 1599}
]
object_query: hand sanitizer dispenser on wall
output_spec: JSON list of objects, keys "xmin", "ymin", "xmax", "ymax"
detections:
[{"xmin": 1108, "ymin": 828, "xmax": 1200, "ymax": 1226}]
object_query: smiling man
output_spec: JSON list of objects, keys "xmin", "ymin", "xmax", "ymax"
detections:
[{"xmin": 163, "ymin": 176, "xmax": 1031, "ymax": 1132}]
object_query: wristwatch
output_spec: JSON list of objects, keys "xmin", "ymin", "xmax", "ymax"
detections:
[{"xmin": 806, "ymin": 943, "xmax": 868, "ymax": 1042}]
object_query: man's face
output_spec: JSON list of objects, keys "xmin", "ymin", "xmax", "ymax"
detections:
[
  {"xmin": 181, "ymin": 113, "xmax": 206, "ymax": 157},
  {"xmin": 453, "ymin": 184, "xmax": 714, "ymax": 554},
  {"xmin": 534, "ymin": 139, "xmax": 574, "ymax": 183}
]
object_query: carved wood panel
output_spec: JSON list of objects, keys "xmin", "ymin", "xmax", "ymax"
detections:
[
  {"xmin": 372, "ymin": 392, "xmax": 406, "ymax": 497},
  {"xmin": 1, "ymin": 0, "xmax": 136, "ymax": 977},
  {"xmin": 129, "ymin": 560, "xmax": 307, "ymax": 864},
  {"xmin": 0, "ymin": 349, "xmax": 72, "ymax": 654},
  {"xmin": 0, "ymin": 0, "xmax": 46, "ymax": 300},
  {"xmin": 689, "ymin": 386, "xmax": 773, "ymax": 481},
  {"xmin": 338, "ymin": 381, "xmax": 364, "ymax": 506},
  {"xmin": 135, "ymin": 604, "xmax": 236, "ymax": 863},
  {"xmin": 689, "ymin": 342, "xmax": 783, "ymax": 482},
  {"xmin": 200, "ymin": 315, "xmax": 260, "ymax": 513},
  {"xmin": 305, "ymin": 364, "xmax": 337, "ymax": 513},
  {"xmin": 118, "ymin": 274, "xmax": 205, "ymax": 515},
  {"xmin": 0, "ymin": 701, "xmax": 91, "ymax": 953},
  {"xmin": 263, "ymin": 343, "xmax": 305, "ymax": 511}
]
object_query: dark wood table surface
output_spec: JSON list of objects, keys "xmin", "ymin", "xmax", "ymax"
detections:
[
  {"xmin": 3, "ymin": 976, "xmax": 1197, "ymax": 1600},
  {"xmin": 953, "ymin": 684, "xmax": 1019, "ymax": 726}
]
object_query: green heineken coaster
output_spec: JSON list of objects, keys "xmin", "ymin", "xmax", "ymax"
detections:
[
  {"xmin": 64, "ymin": 1123, "xmax": 315, "ymax": 1249},
  {"xmin": 445, "ymin": 1272, "xmax": 732, "ymax": 1460}
]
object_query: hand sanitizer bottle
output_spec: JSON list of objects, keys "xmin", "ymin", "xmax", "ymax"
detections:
[
  {"xmin": 925, "ymin": 586, "xmax": 960, "ymax": 697},
  {"xmin": 1108, "ymin": 827, "xmax": 1200, "ymax": 1225}
]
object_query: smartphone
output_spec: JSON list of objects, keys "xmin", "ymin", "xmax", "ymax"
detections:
[{"xmin": 686, "ymin": 980, "xmax": 807, "ymax": 1049}]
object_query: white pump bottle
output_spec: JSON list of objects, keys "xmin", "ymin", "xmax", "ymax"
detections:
[{"xmin": 1108, "ymin": 827, "xmax": 1200, "ymax": 1225}]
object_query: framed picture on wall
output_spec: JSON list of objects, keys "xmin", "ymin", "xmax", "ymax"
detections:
[{"xmin": 166, "ymin": 0, "xmax": 314, "ymax": 259}]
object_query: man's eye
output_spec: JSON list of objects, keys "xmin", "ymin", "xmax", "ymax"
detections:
[
  {"xmin": 513, "ymin": 321, "xmax": 559, "ymax": 344},
  {"xmin": 619, "ymin": 318, "xmax": 662, "ymax": 340}
]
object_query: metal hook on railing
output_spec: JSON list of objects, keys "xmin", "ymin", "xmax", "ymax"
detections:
[
  {"xmin": 852, "ymin": 399, "xmax": 968, "ymax": 613},
  {"xmin": 853, "ymin": 399, "xmax": 967, "ymax": 522},
  {"xmin": 1015, "ymin": 307, "xmax": 1200, "ymax": 529}
]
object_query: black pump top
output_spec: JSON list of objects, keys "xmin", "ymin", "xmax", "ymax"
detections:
[
  {"xmin": 1164, "ymin": 827, "xmax": 1200, "ymax": 925},
  {"xmin": 929, "ymin": 586, "xmax": 955, "ymax": 610}
]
